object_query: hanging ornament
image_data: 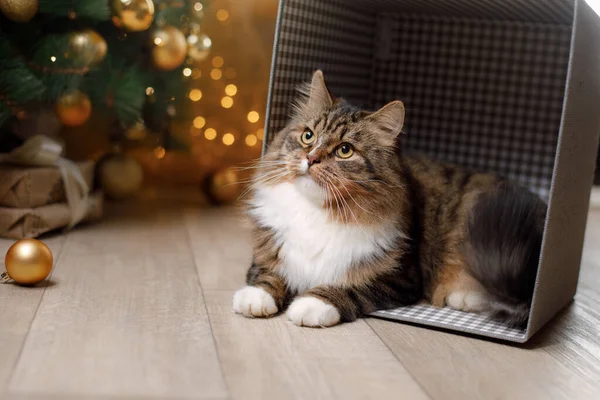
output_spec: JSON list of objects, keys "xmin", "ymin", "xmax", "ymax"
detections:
[
  {"xmin": 0, "ymin": 0, "xmax": 38, "ymax": 22},
  {"xmin": 111, "ymin": 0, "xmax": 155, "ymax": 32},
  {"xmin": 97, "ymin": 153, "xmax": 144, "ymax": 200},
  {"xmin": 68, "ymin": 29, "xmax": 107, "ymax": 67},
  {"xmin": 1, "ymin": 239, "xmax": 53, "ymax": 285},
  {"xmin": 203, "ymin": 167, "xmax": 242, "ymax": 205},
  {"xmin": 187, "ymin": 33, "xmax": 211, "ymax": 63},
  {"xmin": 151, "ymin": 25, "xmax": 187, "ymax": 71},
  {"xmin": 55, "ymin": 90, "xmax": 92, "ymax": 127}
]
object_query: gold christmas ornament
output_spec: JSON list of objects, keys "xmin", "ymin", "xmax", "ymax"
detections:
[
  {"xmin": 204, "ymin": 167, "xmax": 241, "ymax": 205},
  {"xmin": 187, "ymin": 33, "xmax": 211, "ymax": 63},
  {"xmin": 0, "ymin": 0, "xmax": 38, "ymax": 22},
  {"xmin": 1, "ymin": 239, "xmax": 53, "ymax": 285},
  {"xmin": 98, "ymin": 153, "xmax": 144, "ymax": 200},
  {"xmin": 111, "ymin": 0, "xmax": 155, "ymax": 32},
  {"xmin": 55, "ymin": 90, "xmax": 92, "ymax": 127},
  {"xmin": 68, "ymin": 29, "xmax": 107, "ymax": 67},
  {"xmin": 151, "ymin": 25, "xmax": 187, "ymax": 71}
]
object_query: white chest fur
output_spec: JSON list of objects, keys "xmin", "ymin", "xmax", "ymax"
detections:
[{"xmin": 249, "ymin": 180, "xmax": 400, "ymax": 292}]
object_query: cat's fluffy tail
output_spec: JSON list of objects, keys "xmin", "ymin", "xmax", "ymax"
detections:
[{"xmin": 464, "ymin": 184, "xmax": 546, "ymax": 328}]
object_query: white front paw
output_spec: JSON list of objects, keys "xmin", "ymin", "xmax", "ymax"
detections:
[
  {"xmin": 287, "ymin": 296, "xmax": 340, "ymax": 327},
  {"xmin": 232, "ymin": 286, "xmax": 278, "ymax": 317}
]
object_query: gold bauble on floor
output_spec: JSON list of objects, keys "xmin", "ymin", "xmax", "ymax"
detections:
[
  {"xmin": 0, "ymin": 0, "xmax": 38, "ymax": 22},
  {"xmin": 98, "ymin": 153, "xmax": 144, "ymax": 200},
  {"xmin": 4, "ymin": 239, "xmax": 53, "ymax": 285},
  {"xmin": 111, "ymin": 0, "xmax": 155, "ymax": 32},
  {"xmin": 68, "ymin": 29, "xmax": 107, "ymax": 67},
  {"xmin": 151, "ymin": 25, "xmax": 187, "ymax": 71},
  {"xmin": 55, "ymin": 90, "xmax": 92, "ymax": 127}
]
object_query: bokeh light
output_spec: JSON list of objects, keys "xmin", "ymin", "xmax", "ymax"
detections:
[
  {"xmin": 221, "ymin": 96, "xmax": 234, "ymax": 108},
  {"xmin": 189, "ymin": 89, "xmax": 202, "ymax": 101},
  {"xmin": 222, "ymin": 133, "xmax": 235, "ymax": 145},
  {"xmin": 193, "ymin": 116, "xmax": 206, "ymax": 129},
  {"xmin": 212, "ymin": 56, "xmax": 224, "ymax": 68},
  {"xmin": 225, "ymin": 84, "xmax": 237, "ymax": 96},
  {"xmin": 210, "ymin": 68, "xmax": 222, "ymax": 80},
  {"xmin": 204, "ymin": 128, "xmax": 217, "ymax": 140},
  {"xmin": 245, "ymin": 134, "xmax": 258, "ymax": 147},
  {"xmin": 247, "ymin": 111, "xmax": 260, "ymax": 123}
]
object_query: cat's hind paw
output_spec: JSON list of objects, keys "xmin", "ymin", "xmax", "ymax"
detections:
[
  {"xmin": 446, "ymin": 290, "xmax": 490, "ymax": 313},
  {"xmin": 287, "ymin": 296, "xmax": 340, "ymax": 327},
  {"xmin": 232, "ymin": 286, "xmax": 278, "ymax": 317}
]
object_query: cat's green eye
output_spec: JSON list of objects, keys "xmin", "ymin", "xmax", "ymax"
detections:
[
  {"xmin": 301, "ymin": 129, "xmax": 316, "ymax": 145},
  {"xmin": 335, "ymin": 143, "xmax": 354, "ymax": 159}
]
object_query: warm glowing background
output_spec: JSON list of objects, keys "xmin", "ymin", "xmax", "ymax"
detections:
[{"xmin": 64, "ymin": 0, "xmax": 279, "ymax": 188}]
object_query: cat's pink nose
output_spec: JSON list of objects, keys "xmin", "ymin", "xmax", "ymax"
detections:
[{"xmin": 307, "ymin": 154, "xmax": 321, "ymax": 166}]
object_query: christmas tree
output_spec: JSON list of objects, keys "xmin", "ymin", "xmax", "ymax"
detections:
[{"xmin": 0, "ymin": 0, "xmax": 211, "ymax": 151}]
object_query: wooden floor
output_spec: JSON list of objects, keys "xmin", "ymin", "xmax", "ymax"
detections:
[{"xmin": 1, "ymin": 192, "xmax": 599, "ymax": 400}]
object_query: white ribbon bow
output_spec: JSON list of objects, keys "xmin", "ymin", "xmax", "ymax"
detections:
[{"xmin": 0, "ymin": 135, "xmax": 90, "ymax": 229}]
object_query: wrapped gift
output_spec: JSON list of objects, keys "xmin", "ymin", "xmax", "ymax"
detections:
[
  {"xmin": 0, "ymin": 162, "xmax": 95, "ymax": 208},
  {"xmin": 0, "ymin": 135, "xmax": 102, "ymax": 238},
  {"xmin": 0, "ymin": 191, "xmax": 103, "ymax": 239}
]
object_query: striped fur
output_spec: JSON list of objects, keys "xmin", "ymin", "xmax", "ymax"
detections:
[{"xmin": 233, "ymin": 71, "xmax": 544, "ymax": 328}]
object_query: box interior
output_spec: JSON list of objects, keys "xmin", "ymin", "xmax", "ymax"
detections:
[
  {"xmin": 267, "ymin": 0, "xmax": 577, "ymax": 341},
  {"xmin": 267, "ymin": 0, "xmax": 574, "ymax": 201}
]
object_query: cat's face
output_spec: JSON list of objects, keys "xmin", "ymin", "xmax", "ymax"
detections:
[{"xmin": 258, "ymin": 71, "xmax": 406, "ymax": 220}]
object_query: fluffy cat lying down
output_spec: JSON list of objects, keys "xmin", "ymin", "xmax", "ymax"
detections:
[{"xmin": 233, "ymin": 71, "xmax": 544, "ymax": 329}]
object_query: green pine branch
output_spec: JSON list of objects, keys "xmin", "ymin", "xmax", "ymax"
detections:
[
  {"xmin": 1, "ymin": 0, "xmax": 202, "ymax": 143},
  {"xmin": 28, "ymin": 33, "xmax": 89, "ymax": 100},
  {"xmin": 84, "ymin": 58, "xmax": 148, "ymax": 127},
  {"xmin": 39, "ymin": 0, "xmax": 110, "ymax": 21},
  {"xmin": 0, "ymin": 38, "xmax": 45, "ymax": 126}
]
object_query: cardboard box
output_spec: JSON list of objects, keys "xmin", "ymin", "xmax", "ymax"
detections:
[{"xmin": 264, "ymin": 0, "xmax": 600, "ymax": 342}]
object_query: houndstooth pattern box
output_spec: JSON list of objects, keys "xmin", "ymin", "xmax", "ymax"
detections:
[{"xmin": 263, "ymin": 0, "xmax": 600, "ymax": 343}]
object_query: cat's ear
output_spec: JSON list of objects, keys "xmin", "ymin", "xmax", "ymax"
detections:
[
  {"xmin": 296, "ymin": 70, "xmax": 333, "ymax": 115},
  {"xmin": 366, "ymin": 100, "xmax": 405, "ymax": 145},
  {"xmin": 307, "ymin": 70, "xmax": 333, "ymax": 110}
]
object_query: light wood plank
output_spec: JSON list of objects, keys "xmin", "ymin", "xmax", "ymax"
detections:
[
  {"xmin": 529, "ymin": 210, "xmax": 600, "ymax": 382},
  {"xmin": 184, "ymin": 207, "xmax": 252, "ymax": 291},
  {"xmin": 205, "ymin": 290, "xmax": 430, "ymax": 400},
  {"xmin": 4, "ymin": 393, "xmax": 208, "ymax": 400},
  {"xmin": 7, "ymin": 207, "xmax": 228, "ymax": 399},
  {"xmin": 367, "ymin": 317, "xmax": 598, "ymax": 399},
  {"xmin": 184, "ymin": 208, "xmax": 429, "ymax": 400},
  {"xmin": 0, "ymin": 236, "xmax": 65, "ymax": 395}
]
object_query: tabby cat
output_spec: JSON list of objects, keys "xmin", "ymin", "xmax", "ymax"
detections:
[{"xmin": 233, "ymin": 70, "xmax": 545, "ymax": 328}]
